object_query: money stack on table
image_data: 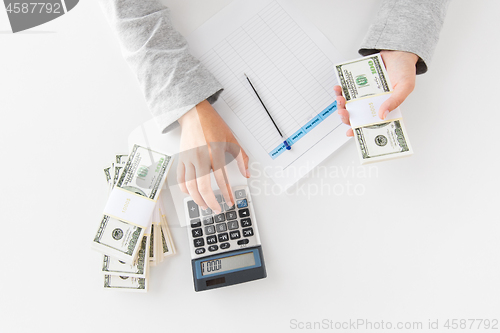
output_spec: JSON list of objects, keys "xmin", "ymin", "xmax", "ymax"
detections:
[
  {"xmin": 94, "ymin": 145, "xmax": 175, "ymax": 292},
  {"xmin": 335, "ymin": 53, "xmax": 413, "ymax": 164}
]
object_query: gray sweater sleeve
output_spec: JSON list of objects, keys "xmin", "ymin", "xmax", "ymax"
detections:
[
  {"xmin": 359, "ymin": 0, "xmax": 450, "ymax": 74},
  {"xmin": 98, "ymin": 0, "xmax": 223, "ymax": 133}
]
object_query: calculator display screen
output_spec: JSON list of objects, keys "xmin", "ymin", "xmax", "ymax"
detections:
[{"xmin": 201, "ymin": 252, "xmax": 256, "ymax": 276}]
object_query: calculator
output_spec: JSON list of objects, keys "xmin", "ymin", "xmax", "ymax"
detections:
[{"xmin": 184, "ymin": 185, "xmax": 266, "ymax": 291}]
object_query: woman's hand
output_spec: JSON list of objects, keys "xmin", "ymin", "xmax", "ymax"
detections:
[
  {"xmin": 334, "ymin": 50, "xmax": 419, "ymax": 136},
  {"xmin": 177, "ymin": 100, "xmax": 250, "ymax": 213}
]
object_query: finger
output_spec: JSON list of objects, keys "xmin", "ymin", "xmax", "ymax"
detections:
[
  {"xmin": 226, "ymin": 141, "xmax": 250, "ymax": 178},
  {"xmin": 211, "ymin": 145, "xmax": 235, "ymax": 205},
  {"xmin": 379, "ymin": 80, "xmax": 415, "ymax": 119},
  {"xmin": 193, "ymin": 160, "xmax": 221, "ymax": 214},
  {"xmin": 176, "ymin": 161, "xmax": 188, "ymax": 194},
  {"xmin": 184, "ymin": 163, "xmax": 208, "ymax": 210},
  {"xmin": 238, "ymin": 146, "xmax": 250, "ymax": 178},
  {"xmin": 196, "ymin": 174, "xmax": 221, "ymax": 214},
  {"xmin": 346, "ymin": 128, "xmax": 354, "ymax": 137},
  {"xmin": 333, "ymin": 85, "xmax": 343, "ymax": 97},
  {"xmin": 208, "ymin": 142, "xmax": 234, "ymax": 205},
  {"xmin": 337, "ymin": 107, "xmax": 350, "ymax": 126},
  {"xmin": 213, "ymin": 166, "xmax": 234, "ymax": 207},
  {"xmin": 336, "ymin": 94, "xmax": 346, "ymax": 110}
]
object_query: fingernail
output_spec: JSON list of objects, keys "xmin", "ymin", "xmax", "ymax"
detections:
[
  {"xmin": 246, "ymin": 169, "xmax": 251, "ymax": 178},
  {"xmin": 382, "ymin": 110, "xmax": 389, "ymax": 120},
  {"xmin": 214, "ymin": 209, "xmax": 221, "ymax": 214},
  {"xmin": 202, "ymin": 205, "xmax": 208, "ymax": 211}
]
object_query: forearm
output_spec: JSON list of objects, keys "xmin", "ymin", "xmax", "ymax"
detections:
[
  {"xmin": 359, "ymin": 0, "xmax": 450, "ymax": 74},
  {"xmin": 98, "ymin": 0, "xmax": 223, "ymax": 133}
]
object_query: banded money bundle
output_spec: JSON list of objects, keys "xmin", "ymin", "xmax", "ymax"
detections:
[
  {"xmin": 335, "ymin": 54, "xmax": 413, "ymax": 164},
  {"xmin": 95, "ymin": 145, "xmax": 175, "ymax": 292}
]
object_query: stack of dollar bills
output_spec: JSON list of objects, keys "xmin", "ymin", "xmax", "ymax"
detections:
[
  {"xmin": 335, "ymin": 54, "xmax": 413, "ymax": 164},
  {"xmin": 94, "ymin": 146, "xmax": 176, "ymax": 292}
]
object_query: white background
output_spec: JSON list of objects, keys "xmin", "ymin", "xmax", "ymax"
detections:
[{"xmin": 1, "ymin": 1, "xmax": 499, "ymax": 332}]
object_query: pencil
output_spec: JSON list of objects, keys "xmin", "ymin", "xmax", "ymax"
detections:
[{"xmin": 244, "ymin": 73, "xmax": 291, "ymax": 150}]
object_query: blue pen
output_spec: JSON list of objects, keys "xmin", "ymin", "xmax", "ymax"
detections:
[{"xmin": 245, "ymin": 73, "xmax": 291, "ymax": 150}]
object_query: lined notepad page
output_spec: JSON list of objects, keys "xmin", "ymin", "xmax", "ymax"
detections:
[
  {"xmin": 187, "ymin": 0, "xmax": 349, "ymax": 189},
  {"xmin": 198, "ymin": 1, "xmax": 337, "ymax": 158}
]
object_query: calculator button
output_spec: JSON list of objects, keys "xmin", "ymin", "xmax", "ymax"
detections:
[
  {"xmin": 236, "ymin": 199, "xmax": 248, "ymax": 208},
  {"xmin": 215, "ymin": 195, "xmax": 225, "ymax": 212},
  {"xmin": 193, "ymin": 238, "xmax": 204, "ymax": 247},
  {"xmin": 195, "ymin": 247, "xmax": 206, "ymax": 255},
  {"xmin": 208, "ymin": 245, "xmax": 219, "ymax": 252},
  {"xmin": 238, "ymin": 208, "xmax": 250, "ymax": 218},
  {"xmin": 242, "ymin": 227, "xmax": 254, "ymax": 237},
  {"xmin": 237, "ymin": 239, "xmax": 249, "ymax": 245},
  {"xmin": 187, "ymin": 200, "xmax": 200, "ymax": 218},
  {"xmin": 235, "ymin": 189, "xmax": 246, "ymax": 199},
  {"xmin": 229, "ymin": 230, "xmax": 241, "ymax": 240},
  {"xmin": 226, "ymin": 211, "xmax": 237, "ymax": 220},
  {"xmin": 202, "ymin": 216, "xmax": 214, "ymax": 225},
  {"xmin": 205, "ymin": 225, "xmax": 216, "ymax": 235},
  {"xmin": 192, "ymin": 228, "xmax": 203, "ymax": 238},
  {"xmin": 190, "ymin": 218, "xmax": 201, "ymax": 228},
  {"xmin": 241, "ymin": 218, "xmax": 252, "ymax": 227},
  {"xmin": 214, "ymin": 213, "xmax": 225, "ymax": 223},
  {"xmin": 224, "ymin": 203, "xmax": 235, "ymax": 211},
  {"xmin": 206, "ymin": 235, "xmax": 217, "ymax": 244},
  {"xmin": 227, "ymin": 221, "xmax": 239, "ymax": 230},
  {"xmin": 220, "ymin": 242, "xmax": 230, "ymax": 250},
  {"xmin": 218, "ymin": 233, "xmax": 229, "ymax": 242},
  {"xmin": 216, "ymin": 223, "xmax": 227, "ymax": 233},
  {"xmin": 200, "ymin": 207, "xmax": 212, "ymax": 216}
]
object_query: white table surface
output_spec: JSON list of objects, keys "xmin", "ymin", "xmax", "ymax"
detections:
[{"xmin": 1, "ymin": 1, "xmax": 499, "ymax": 332}]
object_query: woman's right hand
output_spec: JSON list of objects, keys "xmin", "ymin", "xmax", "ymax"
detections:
[{"xmin": 177, "ymin": 100, "xmax": 250, "ymax": 214}]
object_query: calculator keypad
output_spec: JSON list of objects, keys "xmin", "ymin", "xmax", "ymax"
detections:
[{"xmin": 186, "ymin": 186, "xmax": 260, "ymax": 258}]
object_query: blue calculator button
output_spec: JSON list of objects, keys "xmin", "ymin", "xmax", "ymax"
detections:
[
  {"xmin": 241, "ymin": 218, "xmax": 252, "ymax": 227},
  {"xmin": 194, "ymin": 238, "xmax": 204, "ymax": 247},
  {"xmin": 238, "ymin": 208, "xmax": 250, "ymax": 218},
  {"xmin": 187, "ymin": 200, "xmax": 199, "ymax": 218},
  {"xmin": 229, "ymin": 230, "xmax": 241, "ymax": 240},
  {"xmin": 208, "ymin": 245, "xmax": 219, "ymax": 252},
  {"xmin": 206, "ymin": 235, "xmax": 217, "ymax": 244},
  {"xmin": 237, "ymin": 239, "xmax": 249, "ymax": 245},
  {"xmin": 237, "ymin": 199, "xmax": 248, "ymax": 208},
  {"xmin": 195, "ymin": 247, "xmax": 206, "ymax": 255},
  {"xmin": 220, "ymin": 242, "xmax": 230, "ymax": 250},
  {"xmin": 192, "ymin": 228, "xmax": 203, "ymax": 238},
  {"xmin": 242, "ymin": 228, "xmax": 254, "ymax": 237},
  {"xmin": 218, "ymin": 233, "xmax": 229, "ymax": 242}
]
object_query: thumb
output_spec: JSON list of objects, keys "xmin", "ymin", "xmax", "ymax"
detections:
[
  {"xmin": 378, "ymin": 80, "xmax": 415, "ymax": 119},
  {"xmin": 236, "ymin": 146, "xmax": 250, "ymax": 178}
]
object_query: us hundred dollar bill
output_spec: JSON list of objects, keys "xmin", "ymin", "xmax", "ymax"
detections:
[
  {"xmin": 102, "ymin": 235, "xmax": 149, "ymax": 278},
  {"xmin": 335, "ymin": 54, "xmax": 413, "ymax": 164},
  {"xmin": 92, "ymin": 145, "xmax": 173, "ymax": 263}
]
